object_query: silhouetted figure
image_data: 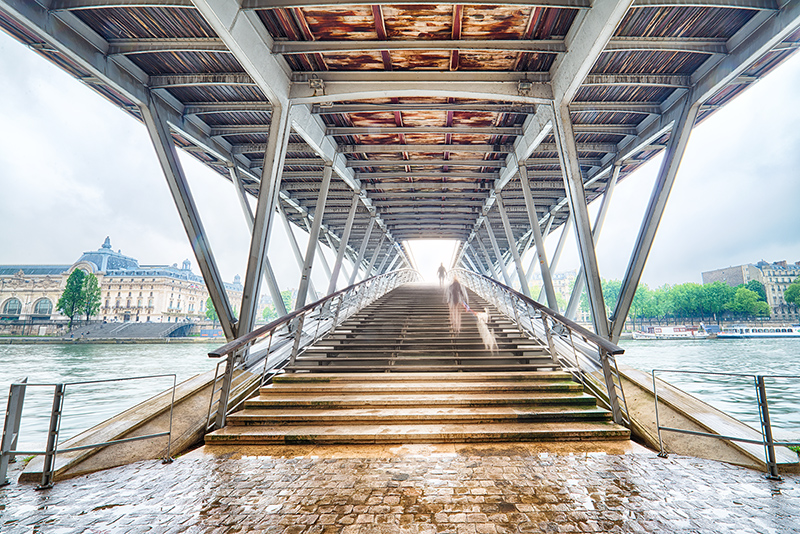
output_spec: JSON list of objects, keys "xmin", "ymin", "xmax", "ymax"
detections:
[
  {"xmin": 437, "ymin": 263, "xmax": 447, "ymax": 287},
  {"xmin": 446, "ymin": 276, "xmax": 469, "ymax": 333}
]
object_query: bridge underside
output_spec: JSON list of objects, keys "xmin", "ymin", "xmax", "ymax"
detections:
[{"xmin": 2, "ymin": 0, "xmax": 799, "ymax": 343}]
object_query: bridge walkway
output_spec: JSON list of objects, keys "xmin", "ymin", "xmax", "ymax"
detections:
[{"xmin": 205, "ymin": 284, "xmax": 629, "ymax": 447}]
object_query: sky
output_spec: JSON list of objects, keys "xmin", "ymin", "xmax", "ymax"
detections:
[{"xmin": 1, "ymin": 29, "xmax": 799, "ymax": 294}]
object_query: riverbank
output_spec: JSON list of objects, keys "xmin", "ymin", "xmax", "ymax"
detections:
[{"xmin": 0, "ymin": 336, "xmax": 224, "ymax": 344}]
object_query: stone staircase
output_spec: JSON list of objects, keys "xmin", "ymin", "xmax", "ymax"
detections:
[{"xmin": 204, "ymin": 284, "xmax": 630, "ymax": 446}]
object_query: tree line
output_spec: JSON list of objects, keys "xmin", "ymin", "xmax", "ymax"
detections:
[
  {"xmin": 568, "ymin": 277, "xmax": 800, "ymax": 327},
  {"xmin": 57, "ymin": 269, "xmax": 101, "ymax": 328}
]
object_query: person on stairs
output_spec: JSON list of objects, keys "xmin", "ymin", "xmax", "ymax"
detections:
[
  {"xmin": 437, "ymin": 263, "xmax": 447, "ymax": 288},
  {"xmin": 446, "ymin": 276, "xmax": 469, "ymax": 334}
]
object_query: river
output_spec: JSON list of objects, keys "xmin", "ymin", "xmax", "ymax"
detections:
[{"xmin": 1, "ymin": 338, "xmax": 798, "ymax": 452}]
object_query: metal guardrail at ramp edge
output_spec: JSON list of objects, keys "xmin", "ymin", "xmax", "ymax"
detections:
[{"xmin": 1, "ymin": 374, "xmax": 177, "ymax": 488}]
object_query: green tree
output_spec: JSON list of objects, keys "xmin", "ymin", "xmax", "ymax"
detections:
[
  {"xmin": 602, "ymin": 279, "xmax": 622, "ymax": 317},
  {"xmin": 81, "ymin": 273, "xmax": 101, "ymax": 322},
  {"xmin": 630, "ymin": 284, "xmax": 656, "ymax": 330},
  {"xmin": 727, "ymin": 287, "xmax": 762, "ymax": 318},
  {"xmin": 261, "ymin": 290, "xmax": 294, "ymax": 322},
  {"xmin": 745, "ymin": 280, "xmax": 767, "ymax": 302},
  {"xmin": 785, "ymin": 278, "xmax": 800, "ymax": 307},
  {"xmin": 205, "ymin": 297, "xmax": 218, "ymax": 327},
  {"xmin": 57, "ymin": 269, "xmax": 85, "ymax": 329},
  {"xmin": 702, "ymin": 281, "xmax": 735, "ymax": 322}
]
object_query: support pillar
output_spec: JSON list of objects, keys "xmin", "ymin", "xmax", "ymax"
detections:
[
  {"xmin": 228, "ymin": 164, "xmax": 286, "ymax": 318},
  {"xmin": 552, "ymin": 103, "xmax": 608, "ymax": 338},
  {"xmin": 484, "ymin": 218, "xmax": 513, "ymax": 287},
  {"xmin": 565, "ymin": 164, "xmax": 621, "ymax": 321},
  {"xmin": 611, "ymin": 96, "xmax": 700, "ymax": 342},
  {"xmin": 476, "ymin": 236, "xmax": 500, "ymax": 281},
  {"xmin": 294, "ymin": 161, "xmax": 333, "ymax": 309},
  {"xmin": 536, "ymin": 214, "xmax": 569, "ymax": 305},
  {"xmin": 304, "ymin": 217, "xmax": 332, "ymax": 280},
  {"xmin": 496, "ymin": 193, "xmax": 530, "ymax": 298},
  {"xmin": 519, "ymin": 163, "xmax": 558, "ymax": 310},
  {"xmin": 384, "ymin": 250, "xmax": 400, "ymax": 273},
  {"xmin": 238, "ymin": 102, "xmax": 292, "ymax": 337},
  {"xmin": 279, "ymin": 204, "xmax": 318, "ymax": 304},
  {"xmin": 327, "ymin": 194, "xmax": 360, "ymax": 294},
  {"xmin": 348, "ymin": 216, "xmax": 376, "ymax": 285},
  {"xmin": 140, "ymin": 94, "xmax": 236, "ymax": 339},
  {"xmin": 376, "ymin": 245, "xmax": 393, "ymax": 275},
  {"xmin": 365, "ymin": 232, "xmax": 386, "ymax": 280}
]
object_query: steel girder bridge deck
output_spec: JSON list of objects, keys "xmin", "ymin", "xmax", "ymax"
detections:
[{"xmin": 2, "ymin": 0, "xmax": 799, "ymax": 344}]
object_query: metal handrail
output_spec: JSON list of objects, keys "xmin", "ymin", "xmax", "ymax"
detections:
[
  {"xmin": 205, "ymin": 269, "xmax": 420, "ymax": 430},
  {"xmin": 1, "ymin": 374, "xmax": 177, "ymax": 488},
  {"xmin": 651, "ymin": 369, "xmax": 800, "ymax": 479},
  {"xmin": 451, "ymin": 268, "xmax": 629, "ymax": 426}
]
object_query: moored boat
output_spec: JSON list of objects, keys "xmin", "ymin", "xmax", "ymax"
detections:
[
  {"xmin": 632, "ymin": 325, "xmax": 710, "ymax": 340},
  {"xmin": 714, "ymin": 324, "xmax": 800, "ymax": 339}
]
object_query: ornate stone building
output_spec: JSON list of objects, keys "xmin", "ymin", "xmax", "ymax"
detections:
[{"xmin": 0, "ymin": 238, "xmax": 242, "ymax": 329}]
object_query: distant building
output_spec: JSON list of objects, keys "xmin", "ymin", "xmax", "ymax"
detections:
[
  {"xmin": 0, "ymin": 237, "xmax": 242, "ymax": 327},
  {"xmin": 701, "ymin": 260, "xmax": 799, "ymax": 321}
]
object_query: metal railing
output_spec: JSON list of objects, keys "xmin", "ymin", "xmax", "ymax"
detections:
[
  {"xmin": 1, "ymin": 374, "xmax": 177, "ymax": 488},
  {"xmin": 205, "ymin": 269, "xmax": 420, "ymax": 431},
  {"xmin": 451, "ymin": 269, "xmax": 629, "ymax": 426},
  {"xmin": 652, "ymin": 369, "xmax": 800, "ymax": 479}
]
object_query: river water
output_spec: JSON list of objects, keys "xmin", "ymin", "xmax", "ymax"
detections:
[{"xmin": 1, "ymin": 338, "xmax": 798, "ymax": 452}]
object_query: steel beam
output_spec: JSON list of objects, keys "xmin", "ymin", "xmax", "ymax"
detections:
[
  {"xmin": 294, "ymin": 162, "xmax": 333, "ymax": 310},
  {"xmin": 327, "ymin": 194, "xmax": 360, "ymax": 293},
  {"xmin": 275, "ymin": 39, "xmax": 566, "ymax": 54},
  {"xmin": 348, "ymin": 217, "xmax": 376, "ymax": 285},
  {"xmin": 496, "ymin": 194, "xmax": 530, "ymax": 297},
  {"xmin": 315, "ymin": 104, "xmax": 535, "ymax": 115},
  {"xmin": 279, "ymin": 204, "xmax": 318, "ymax": 304},
  {"xmin": 229, "ymin": 163, "xmax": 287, "ymax": 317},
  {"xmin": 611, "ymin": 97, "xmax": 700, "ymax": 342},
  {"xmin": 518, "ymin": 163, "xmax": 558, "ymax": 311},
  {"xmin": 184, "ymin": 102, "xmax": 272, "ymax": 115},
  {"xmin": 476, "ymin": 238, "xmax": 501, "ymax": 281},
  {"xmin": 364, "ymin": 232, "xmax": 386, "ymax": 280},
  {"xmin": 148, "ymin": 73, "xmax": 257, "ymax": 89},
  {"xmin": 484, "ymin": 219, "xmax": 513, "ymax": 287},
  {"xmin": 242, "ymin": 0, "xmax": 592, "ymax": 7},
  {"xmin": 237, "ymin": 103, "xmax": 292, "ymax": 337},
  {"xmin": 583, "ymin": 74, "xmax": 691, "ymax": 88},
  {"xmin": 50, "ymin": 0, "xmax": 194, "ymax": 8},
  {"xmin": 328, "ymin": 126, "xmax": 524, "ymax": 136},
  {"xmin": 339, "ymin": 144, "xmax": 514, "ymax": 154},
  {"xmin": 108, "ymin": 38, "xmax": 229, "ymax": 55},
  {"xmin": 376, "ymin": 247, "xmax": 393, "ymax": 275},
  {"xmin": 347, "ymin": 159, "xmax": 505, "ymax": 168},
  {"xmin": 631, "ymin": 0, "xmax": 778, "ymax": 9},
  {"xmin": 552, "ymin": 104, "xmax": 609, "ymax": 338},
  {"xmin": 605, "ymin": 37, "xmax": 729, "ymax": 54},
  {"xmin": 140, "ymin": 95, "xmax": 236, "ymax": 339},
  {"xmin": 565, "ymin": 164, "xmax": 620, "ymax": 321}
]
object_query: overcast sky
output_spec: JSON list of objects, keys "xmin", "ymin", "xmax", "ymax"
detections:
[{"xmin": 1, "ymin": 29, "xmax": 799, "ymax": 293}]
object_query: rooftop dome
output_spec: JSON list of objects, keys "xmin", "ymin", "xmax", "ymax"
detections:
[{"xmin": 76, "ymin": 237, "xmax": 139, "ymax": 273}]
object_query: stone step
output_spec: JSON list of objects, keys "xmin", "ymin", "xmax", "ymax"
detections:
[
  {"xmin": 205, "ymin": 421, "xmax": 630, "ymax": 445},
  {"xmin": 273, "ymin": 371, "xmax": 573, "ymax": 383},
  {"xmin": 243, "ymin": 392, "xmax": 600, "ymax": 409},
  {"xmin": 256, "ymin": 380, "xmax": 583, "ymax": 395},
  {"xmin": 226, "ymin": 406, "xmax": 614, "ymax": 426},
  {"xmin": 298, "ymin": 349, "xmax": 550, "ymax": 358},
  {"xmin": 284, "ymin": 364, "xmax": 562, "ymax": 373}
]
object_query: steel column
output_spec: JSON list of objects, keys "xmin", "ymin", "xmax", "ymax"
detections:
[
  {"xmin": 565, "ymin": 164, "xmax": 621, "ymax": 321},
  {"xmin": 303, "ymin": 217, "xmax": 333, "ymax": 280},
  {"xmin": 552, "ymin": 103, "xmax": 609, "ymax": 338},
  {"xmin": 238, "ymin": 103, "xmax": 292, "ymax": 337},
  {"xmin": 293, "ymin": 162, "xmax": 333, "ymax": 309},
  {"xmin": 365, "ymin": 232, "xmax": 386, "ymax": 280},
  {"xmin": 280, "ymin": 204, "xmax": 318, "ymax": 303},
  {"xmin": 518, "ymin": 162, "xmax": 558, "ymax": 310},
  {"xmin": 476, "ymin": 237, "xmax": 500, "ymax": 281},
  {"xmin": 227, "ymin": 165, "xmax": 286, "ymax": 317},
  {"xmin": 349, "ymin": 216, "xmax": 376, "ymax": 285},
  {"xmin": 611, "ymin": 97, "xmax": 700, "ymax": 343},
  {"xmin": 140, "ymin": 94, "xmax": 236, "ymax": 339},
  {"xmin": 496, "ymin": 193, "xmax": 530, "ymax": 298},
  {"xmin": 376, "ymin": 245, "xmax": 393, "ymax": 275},
  {"xmin": 327, "ymin": 194, "xmax": 360, "ymax": 293},
  {"xmin": 484, "ymin": 219, "xmax": 513, "ymax": 287},
  {"xmin": 384, "ymin": 251, "xmax": 400, "ymax": 273}
]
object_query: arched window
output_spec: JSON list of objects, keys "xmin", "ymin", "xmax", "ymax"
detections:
[
  {"xmin": 33, "ymin": 298, "xmax": 52, "ymax": 316},
  {"xmin": 2, "ymin": 298, "xmax": 22, "ymax": 316}
]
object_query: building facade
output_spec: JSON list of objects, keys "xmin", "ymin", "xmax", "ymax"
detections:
[
  {"xmin": 701, "ymin": 260, "xmax": 799, "ymax": 321},
  {"xmin": 0, "ymin": 238, "xmax": 242, "ymax": 329}
]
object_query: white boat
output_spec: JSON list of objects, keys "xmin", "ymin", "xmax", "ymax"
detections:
[
  {"xmin": 632, "ymin": 325, "xmax": 710, "ymax": 340},
  {"xmin": 714, "ymin": 324, "xmax": 800, "ymax": 339}
]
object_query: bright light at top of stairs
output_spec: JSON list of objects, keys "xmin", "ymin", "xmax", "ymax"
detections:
[{"xmin": 404, "ymin": 239, "xmax": 459, "ymax": 282}]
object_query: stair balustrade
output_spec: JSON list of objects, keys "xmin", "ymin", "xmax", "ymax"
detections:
[
  {"xmin": 205, "ymin": 269, "xmax": 420, "ymax": 430},
  {"xmin": 451, "ymin": 269, "xmax": 630, "ymax": 426}
]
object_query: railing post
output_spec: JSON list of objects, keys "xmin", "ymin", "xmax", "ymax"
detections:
[
  {"xmin": 541, "ymin": 315, "xmax": 558, "ymax": 363},
  {"xmin": 290, "ymin": 313, "xmax": 306, "ymax": 366},
  {"xmin": 599, "ymin": 349, "xmax": 623, "ymax": 425},
  {"xmin": 215, "ymin": 353, "xmax": 237, "ymax": 429},
  {"xmin": 756, "ymin": 375, "xmax": 781, "ymax": 480},
  {"xmin": 39, "ymin": 383, "xmax": 65, "ymax": 489},
  {"xmin": 1, "ymin": 379, "xmax": 27, "ymax": 487}
]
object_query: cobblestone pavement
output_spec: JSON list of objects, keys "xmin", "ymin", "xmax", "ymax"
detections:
[{"xmin": 1, "ymin": 446, "xmax": 799, "ymax": 534}]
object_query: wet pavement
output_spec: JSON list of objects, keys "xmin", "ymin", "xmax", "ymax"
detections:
[{"xmin": 1, "ymin": 444, "xmax": 799, "ymax": 534}]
